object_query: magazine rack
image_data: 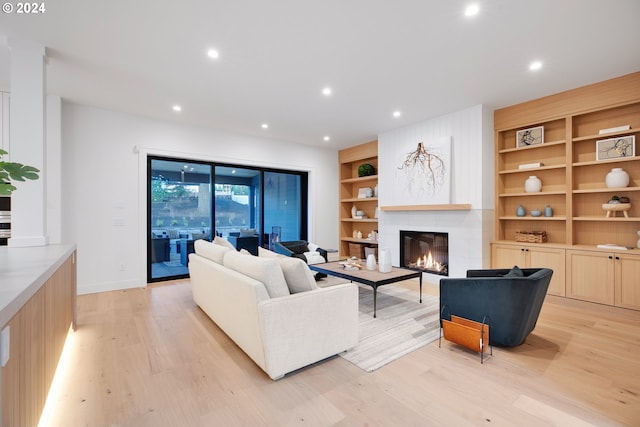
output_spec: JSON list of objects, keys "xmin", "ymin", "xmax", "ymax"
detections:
[{"xmin": 439, "ymin": 306, "xmax": 492, "ymax": 363}]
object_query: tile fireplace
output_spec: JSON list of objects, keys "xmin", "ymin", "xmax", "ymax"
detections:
[{"xmin": 400, "ymin": 230, "xmax": 449, "ymax": 276}]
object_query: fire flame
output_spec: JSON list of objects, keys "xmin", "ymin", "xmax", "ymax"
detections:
[{"xmin": 416, "ymin": 251, "xmax": 444, "ymax": 272}]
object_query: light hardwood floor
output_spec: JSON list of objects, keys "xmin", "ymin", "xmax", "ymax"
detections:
[{"xmin": 40, "ymin": 279, "xmax": 640, "ymax": 427}]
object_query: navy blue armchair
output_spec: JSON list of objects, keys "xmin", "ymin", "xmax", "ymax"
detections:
[{"xmin": 439, "ymin": 268, "xmax": 553, "ymax": 347}]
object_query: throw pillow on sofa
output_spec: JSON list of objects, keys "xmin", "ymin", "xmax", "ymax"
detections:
[
  {"xmin": 194, "ymin": 239, "xmax": 230, "ymax": 264},
  {"xmin": 223, "ymin": 250, "xmax": 290, "ymax": 298},
  {"xmin": 213, "ymin": 236, "xmax": 236, "ymax": 250},
  {"xmin": 275, "ymin": 256, "xmax": 318, "ymax": 294}
]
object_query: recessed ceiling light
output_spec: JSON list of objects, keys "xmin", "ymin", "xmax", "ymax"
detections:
[
  {"xmin": 172, "ymin": 105, "xmax": 182, "ymax": 112},
  {"xmin": 393, "ymin": 110, "xmax": 401, "ymax": 118},
  {"xmin": 464, "ymin": 4, "xmax": 479, "ymax": 17},
  {"xmin": 529, "ymin": 60, "xmax": 543, "ymax": 71},
  {"xmin": 322, "ymin": 87, "xmax": 332, "ymax": 96},
  {"xmin": 261, "ymin": 123, "xmax": 269, "ymax": 129},
  {"xmin": 323, "ymin": 136, "xmax": 330, "ymax": 141},
  {"xmin": 207, "ymin": 49, "xmax": 219, "ymax": 59}
]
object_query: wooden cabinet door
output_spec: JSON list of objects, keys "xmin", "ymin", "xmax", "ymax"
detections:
[
  {"xmin": 566, "ymin": 250, "xmax": 614, "ymax": 305},
  {"xmin": 491, "ymin": 244, "xmax": 525, "ymax": 268},
  {"xmin": 614, "ymin": 253, "xmax": 640, "ymax": 310},
  {"xmin": 528, "ymin": 247, "xmax": 566, "ymax": 297}
]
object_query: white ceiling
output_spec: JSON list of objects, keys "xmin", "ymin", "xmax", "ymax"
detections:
[{"xmin": 1, "ymin": 0, "xmax": 639, "ymax": 149}]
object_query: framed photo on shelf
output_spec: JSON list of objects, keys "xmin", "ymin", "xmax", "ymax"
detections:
[
  {"xmin": 516, "ymin": 126, "xmax": 544, "ymax": 148},
  {"xmin": 596, "ymin": 135, "xmax": 635, "ymax": 161}
]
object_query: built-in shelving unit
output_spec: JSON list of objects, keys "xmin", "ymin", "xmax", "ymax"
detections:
[
  {"xmin": 492, "ymin": 71, "xmax": 640, "ymax": 310},
  {"xmin": 338, "ymin": 140, "xmax": 378, "ymax": 259}
]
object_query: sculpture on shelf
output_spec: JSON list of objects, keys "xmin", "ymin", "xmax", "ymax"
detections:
[{"xmin": 0, "ymin": 149, "xmax": 40, "ymax": 195}]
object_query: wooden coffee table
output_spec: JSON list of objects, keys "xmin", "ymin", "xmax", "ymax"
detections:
[{"xmin": 309, "ymin": 261, "xmax": 422, "ymax": 318}]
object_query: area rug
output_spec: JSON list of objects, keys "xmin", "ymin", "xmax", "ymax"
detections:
[{"xmin": 339, "ymin": 283, "xmax": 441, "ymax": 372}]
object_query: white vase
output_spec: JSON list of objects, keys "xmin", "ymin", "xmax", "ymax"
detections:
[
  {"xmin": 366, "ymin": 254, "xmax": 376, "ymax": 270},
  {"xmin": 351, "ymin": 204, "xmax": 357, "ymax": 218},
  {"xmin": 378, "ymin": 248, "xmax": 392, "ymax": 273},
  {"xmin": 605, "ymin": 168, "xmax": 630, "ymax": 188},
  {"xmin": 524, "ymin": 176, "xmax": 542, "ymax": 193}
]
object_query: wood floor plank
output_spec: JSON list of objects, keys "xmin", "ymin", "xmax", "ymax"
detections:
[{"xmin": 39, "ymin": 279, "xmax": 640, "ymax": 426}]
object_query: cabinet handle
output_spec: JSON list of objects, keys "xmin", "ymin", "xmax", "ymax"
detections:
[
  {"xmin": 608, "ymin": 256, "xmax": 613, "ymax": 259},
  {"xmin": 615, "ymin": 256, "xmax": 620, "ymax": 260}
]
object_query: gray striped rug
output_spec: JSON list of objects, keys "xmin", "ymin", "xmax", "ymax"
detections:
[{"xmin": 340, "ymin": 283, "xmax": 440, "ymax": 372}]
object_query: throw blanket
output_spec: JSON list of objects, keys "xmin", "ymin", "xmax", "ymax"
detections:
[{"xmin": 304, "ymin": 243, "xmax": 325, "ymax": 265}]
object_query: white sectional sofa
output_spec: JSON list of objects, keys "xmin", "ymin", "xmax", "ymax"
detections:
[{"xmin": 188, "ymin": 239, "xmax": 359, "ymax": 380}]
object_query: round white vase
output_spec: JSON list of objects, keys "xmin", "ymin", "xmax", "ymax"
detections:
[
  {"xmin": 366, "ymin": 254, "xmax": 376, "ymax": 270},
  {"xmin": 524, "ymin": 176, "xmax": 542, "ymax": 193},
  {"xmin": 605, "ymin": 168, "xmax": 630, "ymax": 188}
]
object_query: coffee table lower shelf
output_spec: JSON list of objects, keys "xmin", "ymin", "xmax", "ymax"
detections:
[{"xmin": 309, "ymin": 261, "xmax": 422, "ymax": 318}]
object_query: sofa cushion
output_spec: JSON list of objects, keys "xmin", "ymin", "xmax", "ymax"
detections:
[
  {"xmin": 258, "ymin": 247, "xmax": 283, "ymax": 258},
  {"xmin": 195, "ymin": 239, "xmax": 230, "ymax": 264},
  {"xmin": 275, "ymin": 256, "xmax": 318, "ymax": 294},
  {"xmin": 213, "ymin": 236, "xmax": 236, "ymax": 250},
  {"xmin": 223, "ymin": 250, "xmax": 290, "ymax": 298}
]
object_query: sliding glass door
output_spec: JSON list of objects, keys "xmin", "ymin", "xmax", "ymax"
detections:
[
  {"xmin": 148, "ymin": 157, "xmax": 308, "ymax": 282},
  {"xmin": 148, "ymin": 158, "xmax": 212, "ymax": 281}
]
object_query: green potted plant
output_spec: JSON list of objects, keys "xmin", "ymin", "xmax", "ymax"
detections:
[
  {"xmin": 0, "ymin": 149, "xmax": 40, "ymax": 195},
  {"xmin": 357, "ymin": 163, "xmax": 376, "ymax": 177}
]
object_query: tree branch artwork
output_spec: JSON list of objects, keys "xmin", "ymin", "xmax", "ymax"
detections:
[{"xmin": 397, "ymin": 142, "xmax": 446, "ymax": 195}]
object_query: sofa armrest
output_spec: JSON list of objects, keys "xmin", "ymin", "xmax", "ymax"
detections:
[{"xmin": 258, "ymin": 282, "xmax": 359, "ymax": 379}]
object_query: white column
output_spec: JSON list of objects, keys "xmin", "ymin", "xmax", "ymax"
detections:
[
  {"xmin": 46, "ymin": 95, "xmax": 62, "ymax": 244},
  {"xmin": 8, "ymin": 38, "xmax": 48, "ymax": 247}
]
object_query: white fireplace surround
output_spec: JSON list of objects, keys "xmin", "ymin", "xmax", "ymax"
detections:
[{"xmin": 376, "ymin": 104, "xmax": 495, "ymax": 284}]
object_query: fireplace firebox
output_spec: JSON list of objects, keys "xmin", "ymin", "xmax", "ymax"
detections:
[{"xmin": 400, "ymin": 230, "xmax": 449, "ymax": 276}]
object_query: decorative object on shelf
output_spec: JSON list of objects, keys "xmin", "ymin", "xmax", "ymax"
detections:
[
  {"xmin": 352, "ymin": 230, "xmax": 359, "ymax": 238},
  {"xmin": 637, "ymin": 230, "xmax": 640, "ymax": 249},
  {"xmin": 366, "ymin": 253, "xmax": 376, "ymax": 270},
  {"xmin": 357, "ymin": 163, "xmax": 376, "ymax": 177},
  {"xmin": 378, "ymin": 248, "xmax": 392, "ymax": 273},
  {"xmin": 351, "ymin": 204, "xmax": 357, "ymax": 218},
  {"xmin": 518, "ymin": 162, "xmax": 544, "ymax": 170},
  {"xmin": 530, "ymin": 208, "xmax": 542, "ymax": 217},
  {"xmin": 599, "ymin": 125, "xmax": 631, "ymax": 135},
  {"xmin": 516, "ymin": 126, "xmax": 544, "ymax": 148},
  {"xmin": 516, "ymin": 205, "xmax": 526, "ymax": 217},
  {"xmin": 358, "ymin": 187, "xmax": 374, "ymax": 198},
  {"xmin": 605, "ymin": 167, "xmax": 630, "ymax": 188},
  {"xmin": 356, "ymin": 210, "xmax": 365, "ymax": 217},
  {"xmin": 356, "ymin": 230, "xmax": 362, "ymax": 239},
  {"xmin": 515, "ymin": 230, "xmax": 547, "ymax": 243},
  {"xmin": 0, "ymin": 149, "xmax": 40, "ymax": 195},
  {"xmin": 524, "ymin": 175, "xmax": 542, "ymax": 193},
  {"xmin": 596, "ymin": 135, "xmax": 635, "ymax": 160},
  {"xmin": 374, "ymin": 184, "xmax": 378, "ymax": 197},
  {"xmin": 602, "ymin": 195, "xmax": 631, "ymax": 217},
  {"xmin": 544, "ymin": 205, "xmax": 553, "ymax": 217},
  {"xmin": 374, "ymin": 206, "xmax": 379, "ymax": 218}
]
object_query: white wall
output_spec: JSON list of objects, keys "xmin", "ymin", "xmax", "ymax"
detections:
[
  {"xmin": 61, "ymin": 102, "xmax": 339, "ymax": 295},
  {"xmin": 376, "ymin": 104, "xmax": 494, "ymax": 282}
]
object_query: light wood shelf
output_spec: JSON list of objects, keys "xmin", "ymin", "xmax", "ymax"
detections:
[
  {"xmin": 493, "ymin": 71, "xmax": 640, "ymax": 310},
  {"xmin": 379, "ymin": 204, "xmax": 471, "ymax": 211},
  {"xmin": 338, "ymin": 140, "xmax": 378, "ymax": 258}
]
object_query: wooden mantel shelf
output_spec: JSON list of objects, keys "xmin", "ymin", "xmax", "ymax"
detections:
[{"xmin": 380, "ymin": 204, "xmax": 472, "ymax": 211}]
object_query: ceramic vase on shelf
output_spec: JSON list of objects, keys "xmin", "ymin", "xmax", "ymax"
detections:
[
  {"xmin": 524, "ymin": 175, "xmax": 542, "ymax": 193},
  {"xmin": 605, "ymin": 168, "xmax": 630, "ymax": 188},
  {"xmin": 516, "ymin": 205, "xmax": 526, "ymax": 217},
  {"xmin": 544, "ymin": 205, "xmax": 553, "ymax": 217},
  {"xmin": 351, "ymin": 204, "xmax": 357, "ymax": 218}
]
